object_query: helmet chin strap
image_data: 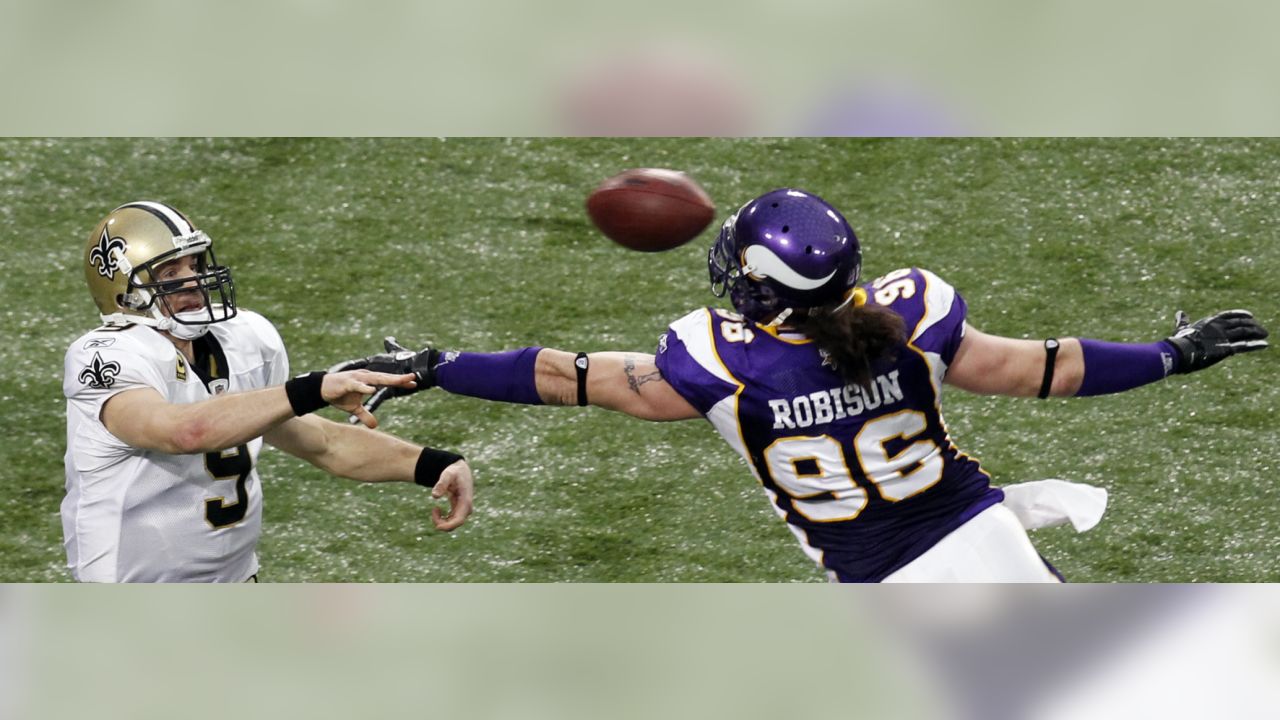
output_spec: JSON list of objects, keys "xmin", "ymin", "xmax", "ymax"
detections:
[{"xmin": 158, "ymin": 312, "xmax": 212, "ymax": 340}]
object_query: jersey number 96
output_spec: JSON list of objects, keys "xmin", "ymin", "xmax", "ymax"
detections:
[{"xmin": 764, "ymin": 411, "xmax": 944, "ymax": 522}]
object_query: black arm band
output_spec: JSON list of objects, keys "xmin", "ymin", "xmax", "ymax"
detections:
[
  {"xmin": 574, "ymin": 352, "xmax": 589, "ymax": 407},
  {"xmin": 1038, "ymin": 339, "xmax": 1060, "ymax": 400},
  {"xmin": 284, "ymin": 371, "xmax": 328, "ymax": 416},
  {"xmin": 414, "ymin": 447, "xmax": 465, "ymax": 488}
]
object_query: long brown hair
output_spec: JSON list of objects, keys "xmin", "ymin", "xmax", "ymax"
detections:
[{"xmin": 791, "ymin": 301, "xmax": 906, "ymax": 388}]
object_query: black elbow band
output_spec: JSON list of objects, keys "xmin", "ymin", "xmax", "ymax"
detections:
[
  {"xmin": 285, "ymin": 371, "xmax": 329, "ymax": 416},
  {"xmin": 414, "ymin": 447, "xmax": 464, "ymax": 488},
  {"xmin": 574, "ymin": 352, "xmax": 589, "ymax": 407},
  {"xmin": 1038, "ymin": 339, "xmax": 1060, "ymax": 399}
]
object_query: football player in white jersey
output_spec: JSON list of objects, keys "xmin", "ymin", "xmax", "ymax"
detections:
[{"xmin": 63, "ymin": 201, "xmax": 474, "ymax": 583}]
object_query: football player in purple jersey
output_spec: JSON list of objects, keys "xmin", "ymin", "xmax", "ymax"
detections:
[{"xmin": 341, "ymin": 189, "xmax": 1268, "ymax": 582}]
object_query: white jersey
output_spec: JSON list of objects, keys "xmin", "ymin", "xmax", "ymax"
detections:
[{"xmin": 61, "ymin": 310, "xmax": 290, "ymax": 582}]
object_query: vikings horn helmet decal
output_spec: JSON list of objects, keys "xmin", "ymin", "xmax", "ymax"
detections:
[
  {"xmin": 83, "ymin": 201, "xmax": 237, "ymax": 334},
  {"xmin": 708, "ymin": 189, "xmax": 862, "ymax": 323}
]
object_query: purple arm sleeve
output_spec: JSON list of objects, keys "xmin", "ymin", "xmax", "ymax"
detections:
[
  {"xmin": 434, "ymin": 347, "xmax": 545, "ymax": 405},
  {"xmin": 1075, "ymin": 339, "xmax": 1178, "ymax": 396}
]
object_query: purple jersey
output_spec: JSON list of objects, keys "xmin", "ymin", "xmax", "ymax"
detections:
[{"xmin": 655, "ymin": 267, "xmax": 1002, "ymax": 582}]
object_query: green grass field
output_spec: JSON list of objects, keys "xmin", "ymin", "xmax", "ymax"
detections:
[{"xmin": 2, "ymin": 138, "xmax": 1276, "ymax": 582}]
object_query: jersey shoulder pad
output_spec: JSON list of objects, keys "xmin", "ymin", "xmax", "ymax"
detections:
[
  {"xmin": 655, "ymin": 308, "xmax": 741, "ymax": 415},
  {"xmin": 63, "ymin": 325, "xmax": 172, "ymax": 401},
  {"xmin": 864, "ymin": 267, "xmax": 968, "ymax": 362},
  {"xmin": 211, "ymin": 308, "xmax": 291, "ymax": 383},
  {"xmin": 222, "ymin": 309, "xmax": 285, "ymax": 353}
]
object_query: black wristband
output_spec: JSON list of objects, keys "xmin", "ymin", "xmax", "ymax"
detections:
[
  {"xmin": 1038, "ymin": 339, "xmax": 1060, "ymax": 399},
  {"xmin": 574, "ymin": 352, "xmax": 589, "ymax": 407},
  {"xmin": 284, "ymin": 371, "xmax": 328, "ymax": 416},
  {"xmin": 414, "ymin": 446, "xmax": 464, "ymax": 488}
]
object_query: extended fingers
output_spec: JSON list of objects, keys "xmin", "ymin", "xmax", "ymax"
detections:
[
  {"xmin": 344, "ymin": 380, "xmax": 377, "ymax": 395},
  {"xmin": 1220, "ymin": 317, "xmax": 1269, "ymax": 341},
  {"xmin": 1186, "ymin": 308, "xmax": 1269, "ymax": 350},
  {"xmin": 353, "ymin": 370, "xmax": 417, "ymax": 388},
  {"xmin": 1219, "ymin": 315, "xmax": 1268, "ymax": 353}
]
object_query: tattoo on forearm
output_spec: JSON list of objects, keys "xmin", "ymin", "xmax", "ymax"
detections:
[{"xmin": 623, "ymin": 355, "xmax": 665, "ymax": 395}]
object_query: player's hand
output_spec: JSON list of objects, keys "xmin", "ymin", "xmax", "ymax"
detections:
[
  {"xmin": 328, "ymin": 337, "xmax": 438, "ymax": 382},
  {"xmin": 328, "ymin": 337, "xmax": 442, "ymax": 423},
  {"xmin": 1165, "ymin": 309, "xmax": 1269, "ymax": 374},
  {"xmin": 321, "ymin": 369, "xmax": 417, "ymax": 428},
  {"xmin": 431, "ymin": 459, "xmax": 474, "ymax": 531}
]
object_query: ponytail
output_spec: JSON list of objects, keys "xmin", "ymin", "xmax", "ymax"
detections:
[{"xmin": 791, "ymin": 302, "xmax": 906, "ymax": 388}]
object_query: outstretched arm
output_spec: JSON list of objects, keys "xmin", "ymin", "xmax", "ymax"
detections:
[
  {"xmin": 947, "ymin": 328, "xmax": 1085, "ymax": 397},
  {"xmin": 946, "ymin": 309, "xmax": 1268, "ymax": 398},
  {"xmin": 335, "ymin": 340, "xmax": 700, "ymax": 421},
  {"xmin": 102, "ymin": 369, "xmax": 417, "ymax": 454},
  {"xmin": 533, "ymin": 350, "xmax": 701, "ymax": 421}
]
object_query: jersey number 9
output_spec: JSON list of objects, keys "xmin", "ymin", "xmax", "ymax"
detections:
[{"xmin": 204, "ymin": 444, "xmax": 251, "ymax": 529}]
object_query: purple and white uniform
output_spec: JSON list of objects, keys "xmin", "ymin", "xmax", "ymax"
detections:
[{"xmin": 655, "ymin": 267, "xmax": 1003, "ymax": 582}]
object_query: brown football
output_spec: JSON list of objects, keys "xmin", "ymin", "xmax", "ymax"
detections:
[{"xmin": 586, "ymin": 168, "xmax": 716, "ymax": 252}]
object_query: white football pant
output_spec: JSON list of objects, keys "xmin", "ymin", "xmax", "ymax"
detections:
[{"xmin": 882, "ymin": 503, "xmax": 1061, "ymax": 583}]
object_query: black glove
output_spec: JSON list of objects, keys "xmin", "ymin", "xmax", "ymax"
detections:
[
  {"xmin": 328, "ymin": 337, "xmax": 442, "ymax": 421},
  {"xmin": 1164, "ymin": 309, "xmax": 1268, "ymax": 374}
]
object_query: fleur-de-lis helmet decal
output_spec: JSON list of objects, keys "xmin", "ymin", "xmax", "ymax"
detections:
[{"xmin": 88, "ymin": 227, "xmax": 128, "ymax": 279}]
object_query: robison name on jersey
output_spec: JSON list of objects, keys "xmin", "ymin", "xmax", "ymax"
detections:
[
  {"xmin": 655, "ymin": 268, "xmax": 1003, "ymax": 582},
  {"xmin": 61, "ymin": 310, "xmax": 289, "ymax": 582}
]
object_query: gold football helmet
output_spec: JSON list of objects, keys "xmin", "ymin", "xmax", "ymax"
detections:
[{"xmin": 84, "ymin": 201, "xmax": 236, "ymax": 331}]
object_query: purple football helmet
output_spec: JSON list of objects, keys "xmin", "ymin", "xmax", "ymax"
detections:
[{"xmin": 708, "ymin": 189, "xmax": 862, "ymax": 322}]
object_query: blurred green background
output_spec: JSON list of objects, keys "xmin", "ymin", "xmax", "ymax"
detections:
[{"xmin": 3, "ymin": 137, "xmax": 1276, "ymax": 581}]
